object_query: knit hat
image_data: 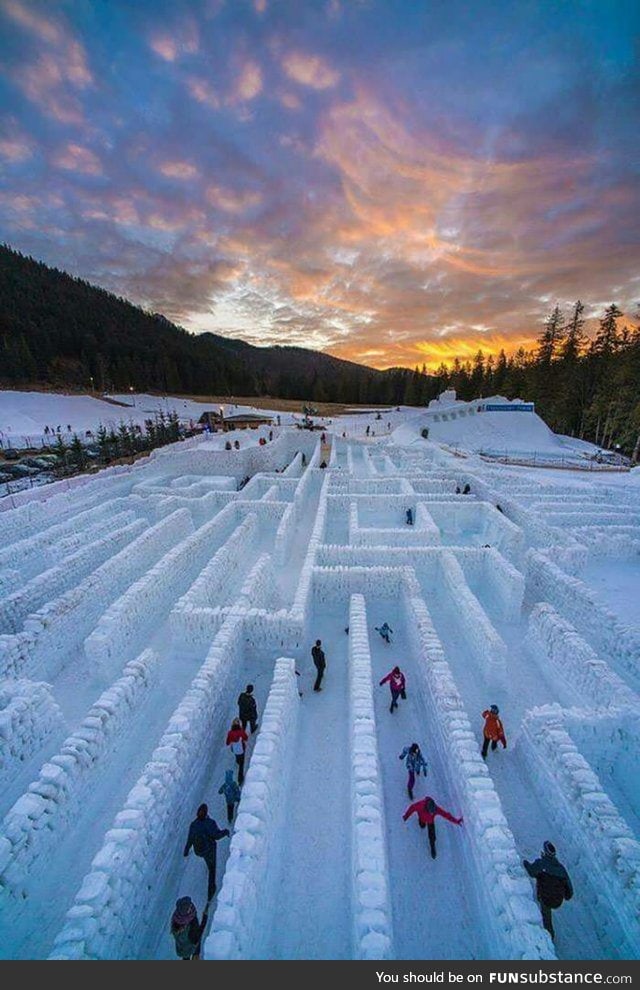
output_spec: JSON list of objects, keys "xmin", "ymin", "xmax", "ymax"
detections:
[
  {"xmin": 246, "ymin": 684, "xmax": 254, "ymax": 694},
  {"xmin": 425, "ymin": 797, "xmax": 436, "ymax": 813},
  {"xmin": 197, "ymin": 803, "xmax": 208, "ymax": 820},
  {"xmin": 543, "ymin": 840, "xmax": 556, "ymax": 857},
  {"xmin": 490, "ymin": 704, "xmax": 499, "ymax": 715},
  {"xmin": 172, "ymin": 897, "xmax": 196, "ymax": 927}
]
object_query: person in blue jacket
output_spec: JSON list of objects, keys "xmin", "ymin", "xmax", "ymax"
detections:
[
  {"xmin": 183, "ymin": 803, "xmax": 230, "ymax": 902},
  {"xmin": 218, "ymin": 769, "xmax": 241, "ymax": 824},
  {"xmin": 399, "ymin": 743, "xmax": 428, "ymax": 798}
]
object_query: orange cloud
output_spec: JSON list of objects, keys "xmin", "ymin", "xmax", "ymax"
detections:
[
  {"xmin": 281, "ymin": 51, "xmax": 341, "ymax": 89},
  {"xmin": 52, "ymin": 142, "xmax": 102, "ymax": 175},
  {"xmin": 206, "ymin": 185, "xmax": 262, "ymax": 213}
]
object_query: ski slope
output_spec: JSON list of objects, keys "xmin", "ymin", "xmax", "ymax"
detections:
[{"xmin": 0, "ymin": 417, "xmax": 638, "ymax": 961}]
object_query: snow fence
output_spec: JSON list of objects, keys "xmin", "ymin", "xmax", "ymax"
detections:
[
  {"xmin": 348, "ymin": 594, "xmax": 394, "ymax": 960},
  {"xmin": 518, "ymin": 705, "xmax": 640, "ymax": 959},
  {"xmin": 526, "ymin": 550, "xmax": 640, "ymax": 693},
  {"xmin": 205, "ymin": 657, "xmax": 300, "ymax": 959},
  {"xmin": 0, "ymin": 508, "xmax": 191, "ymax": 682},
  {"xmin": 526, "ymin": 604, "xmax": 639, "ymax": 710},
  {"xmin": 0, "ymin": 680, "xmax": 64, "ymax": 794},
  {"xmin": 0, "ymin": 649, "xmax": 159, "ymax": 903},
  {"xmin": 49, "ymin": 616, "xmax": 245, "ymax": 959},
  {"xmin": 402, "ymin": 589, "xmax": 555, "ymax": 960}
]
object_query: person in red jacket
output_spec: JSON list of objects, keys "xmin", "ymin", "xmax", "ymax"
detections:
[
  {"xmin": 403, "ymin": 795, "xmax": 463, "ymax": 859},
  {"xmin": 379, "ymin": 666, "xmax": 406, "ymax": 713},
  {"xmin": 481, "ymin": 705, "xmax": 507, "ymax": 759},
  {"xmin": 226, "ymin": 717, "xmax": 249, "ymax": 785}
]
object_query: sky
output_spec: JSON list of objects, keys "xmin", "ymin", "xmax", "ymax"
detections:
[{"xmin": 0, "ymin": 0, "xmax": 639, "ymax": 370}]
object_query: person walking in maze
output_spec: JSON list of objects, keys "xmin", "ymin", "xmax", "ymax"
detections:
[
  {"xmin": 405, "ymin": 507, "xmax": 414, "ymax": 525},
  {"xmin": 379, "ymin": 665, "xmax": 406, "ymax": 713},
  {"xmin": 375, "ymin": 621, "xmax": 393, "ymax": 644},
  {"xmin": 226, "ymin": 718, "xmax": 249, "ymax": 784},
  {"xmin": 218, "ymin": 769, "xmax": 242, "ymax": 824},
  {"xmin": 170, "ymin": 896, "xmax": 209, "ymax": 960},
  {"xmin": 403, "ymin": 795, "xmax": 463, "ymax": 859},
  {"xmin": 523, "ymin": 841, "xmax": 573, "ymax": 941},
  {"xmin": 312, "ymin": 639, "xmax": 326, "ymax": 692},
  {"xmin": 237, "ymin": 683, "xmax": 258, "ymax": 734},
  {"xmin": 183, "ymin": 803, "xmax": 230, "ymax": 902},
  {"xmin": 481, "ymin": 705, "xmax": 507, "ymax": 759},
  {"xmin": 399, "ymin": 742, "xmax": 428, "ymax": 799}
]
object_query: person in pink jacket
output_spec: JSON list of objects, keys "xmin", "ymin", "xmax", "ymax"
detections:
[
  {"xmin": 403, "ymin": 795, "xmax": 463, "ymax": 859},
  {"xmin": 379, "ymin": 666, "xmax": 406, "ymax": 713}
]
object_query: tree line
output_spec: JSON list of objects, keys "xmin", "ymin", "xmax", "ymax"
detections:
[
  {"xmin": 403, "ymin": 302, "xmax": 640, "ymax": 459},
  {"xmin": 0, "ymin": 244, "xmax": 416, "ymax": 405}
]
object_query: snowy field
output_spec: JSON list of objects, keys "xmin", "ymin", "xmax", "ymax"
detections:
[{"xmin": 0, "ymin": 411, "xmax": 639, "ymax": 961}]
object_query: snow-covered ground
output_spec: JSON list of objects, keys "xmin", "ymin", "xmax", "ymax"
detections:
[{"xmin": 0, "ymin": 402, "xmax": 638, "ymax": 961}]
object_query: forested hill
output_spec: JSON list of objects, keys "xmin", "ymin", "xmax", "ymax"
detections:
[{"xmin": 0, "ymin": 245, "xmax": 421, "ymax": 404}]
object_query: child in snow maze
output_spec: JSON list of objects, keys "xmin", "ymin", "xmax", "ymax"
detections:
[
  {"xmin": 405, "ymin": 507, "xmax": 413, "ymax": 525},
  {"xmin": 399, "ymin": 743, "xmax": 428, "ymax": 799},
  {"xmin": 523, "ymin": 841, "xmax": 573, "ymax": 941},
  {"xmin": 237, "ymin": 683, "xmax": 258, "ymax": 734},
  {"xmin": 183, "ymin": 804, "xmax": 230, "ymax": 902},
  {"xmin": 226, "ymin": 718, "xmax": 249, "ymax": 785},
  {"xmin": 170, "ymin": 896, "xmax": 208, "ymax": 960},
  {"xmin": 403, "ymin": 796, "xmax": 463, "ymax": 860},
  {"xmin": 218, "ymin": 769, "xmax": 242, "ymax": 824},
  {"xmin": 379, "ymin": 665, "xmax": 406, "ymax": 713},
  {"xmin": 375, "ymin": 622, "xmax": 393, "ymax": 644},
  {"xmin": 481, "ymin": 705, "xmax": 507, "ymax": 759}
]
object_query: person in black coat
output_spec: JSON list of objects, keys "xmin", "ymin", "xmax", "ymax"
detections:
[
  {"xmin": 524, "ymin": 841, "xmax": 573, "ymax": 940},
  {"xmin": 184, "ymin": 803, "xmax": 230, "ymax": 902},
  {"xmin": 312, "ymin": 639, "xmax": 326, "ymax": 692},
  {"xmin": 237, "ymin": 684, "xmax": 258, "ymax": 733}
]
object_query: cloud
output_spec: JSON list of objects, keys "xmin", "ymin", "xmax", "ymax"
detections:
[
  {"xmin": 186, "ymin": 75, "xmax": 220, "ymax": 109},
  {"xmin": 281, "ymin": 51, "xmax": 341, "ymax": 90},
  {"xmin": 229, "ymin": 59, "xmax": 263, "ymax": 103},
  {"xmin": 157, "ymin": 160, "xmax": 200, "ymax": 180},
  {"xmin": 52, "ymin": 142, "xmax": 102, "ymax": 175},
  {"xmin": 148, "ymin": 19, "xmax": 199, "ymax": 62},
  {"xmin": 206, "ymin": 184, "xmax": 262, "ymax": 213}
]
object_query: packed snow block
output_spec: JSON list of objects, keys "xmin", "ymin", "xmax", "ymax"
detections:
[
  {"xmin": 273, "ymin": 466, "xmax": 323, "ymax": 568},
  {"xmin": 235, "ymin": 554, "xmax": 280, "ymax": 612},
  {"xmin": 168, "ymin": 603, "xmax": 226, "ymax": 655},
  {"xmin": 0, "ymin": 649, "xmax": 158, "ymax": 900},
  {"xmin": 566, "ymin": 709, "xmax": 640, "ymax": 827},
  {"xmin": 0, "ymin": 570, "xmax": 20, "ymax": 600},
  {"xmin": 50, "ymin": 617, "xmax": 245, "ymax": 960},
  {"xmin": 402, "ymin": 592, "xmax": 555, "ymax": 960},
  {"xmin": 0, "ymin": 497, "xmax": 135, "ymax": 580},
  {"xmin": 85, "ymin": 506, "xmax": 250, "ymax": 678},
  {"xmin": 0, "ymin": 509, "xmax": 190, "ymax": 682},
  {"xmin": 455, "ymin": 548, "xmax": 524, "ymax": 622},
  {"xmin": 290, "ymin": 473, "xmax": 331, "ymax": 635},
  {"xmin": 526, "ymin": 604, "xmax": 638, "ymax": 710},
  {"xmin": 205, "ymin": 658, "xmax": 300, "ymax": 960},
  {"xmin": 426, "ymin": 500, "xmax": 524, "ymax": 559},
  {"xmin": 518, "ymin": 706, "xmax": 640, "ymax": 959},
  {"xmin": 0, "ymin": 680, "xmax": 65, "ymax": 793},
  {"xmin": 173, "ymin": 511, "xmax": 258, "ymax": 613},
  {"xmin": 460, "ymin": 471, "xmax": 571, "ymax": 550},
  {"xmin": 545, "ymin": 511, "xmax": 640, "ymax": 530},
  {"xmin": 0, "ymin": 514, "xmax": 143, "ymax": 634},
  {"xmin": 526, "ymin": 550, "xmax": 640, "ymax": 693},
  {"xmin": 438, "ymin": 553, "xmax": 507, "ymax": 688},
  {"xmin": 348, "ymin": 595, "xmax": 394, "ymax": 960},
  {"xmin": 283, "ymin": 450, "xmax": 304, "ymax": 476},
  {"xmin": 313, "ymin": 566, "xmax": 415, "ymax": 605},
  {"xmin": 573, "ymin": 526, "xmax": 640, "ymax": 559}
]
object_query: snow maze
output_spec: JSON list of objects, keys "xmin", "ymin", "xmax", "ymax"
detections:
[{"xmin": 0, "ymin": 428, "xmax": 639, "ymax": 960}]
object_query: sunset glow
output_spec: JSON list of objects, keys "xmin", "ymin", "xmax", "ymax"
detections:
[{"xmin": 0, "ymin": 0, "xmax": 638, "ymax": 370}]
